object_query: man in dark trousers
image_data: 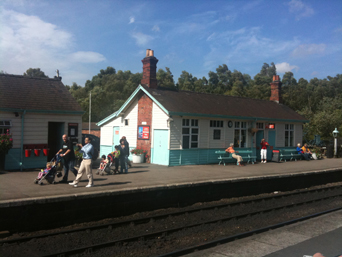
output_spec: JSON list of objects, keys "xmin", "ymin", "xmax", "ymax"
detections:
[{"xmin": 58, "ymin": 134, "xmax": 77, "ymax": 183}]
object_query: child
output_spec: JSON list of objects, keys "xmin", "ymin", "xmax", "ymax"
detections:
[
  {"xmin": 113, "ymin": 145, "xmax": 120, "ymax": 174},
  {"xmin": 96, "ymin": 155, "xmax": 108, "ymax": 175},
  {"xmin": 36, "ymin": 163, "xmax": 52, "ymax": 180}
]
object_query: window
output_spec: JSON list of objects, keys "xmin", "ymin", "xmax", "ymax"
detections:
[
  {"xmin": 234, "ymin": 121, "xmax": 247, "ymax": 148},
  {"xmin": 182, "ymin": 119, "xmax": 198, "ymax": 149},
  {"xmin": 256, "ymin": 122, "xmax": 264, "ymax": 129},
  {"xmin": 0, "ymin": 120, "xmax": 12, "ymax": 134},
  {"xmin": 285, "ymin": 124, "xmax": 294, "ymax": 147},
  {"xmin": 213, "ymin": 129, "xmax": 221, "ymax": 140},
  {"xmin": 210, "ymin": 120, "xmax": 223, "ymax": 127}
]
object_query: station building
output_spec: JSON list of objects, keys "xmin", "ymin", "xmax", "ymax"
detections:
[
  {"xmin": 97, "ymin": 50, "xmax": 308, "ymax": 166},
  {"xmin": 0, "ymin": 74, "xmax": 83, "ymax": 170}
]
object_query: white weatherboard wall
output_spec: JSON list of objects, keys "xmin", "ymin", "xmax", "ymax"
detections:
[
  {"xmin": 0, "ymin": 111, "xmax": 82, "ymax": 146},
  {"xmin": 170, "ymin": 117, "xmax": 182, "ymax": 150},
  {"xmin": 276, "ymin": 123, "xmax": 285, "ymax": 147},
  {"xmin": 294, "ymin": 123, "xmax": 303, "ymax": 146}
]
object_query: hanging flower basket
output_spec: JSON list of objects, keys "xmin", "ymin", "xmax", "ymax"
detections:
[
  {"xmin": 34, "ymin": 149, "xmax": 41, "ymax": 157},
  {"xmin": 248, "ymin": 127, "xmax": 259, "ymax": 135},
  {"xmin": 43, "ymin": 148, "xmax": 49, "ymax": 156},
  {"xmin": 25, "ymin": 149, "xmax": 32, "ymax": 157}
]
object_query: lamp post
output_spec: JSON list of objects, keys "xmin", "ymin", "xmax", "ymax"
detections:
[{"xmin": 333, "ymin": 128, "xmax": 339, "ymax": 158}]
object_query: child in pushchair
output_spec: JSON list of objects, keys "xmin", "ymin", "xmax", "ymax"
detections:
[
  {"xmin": 96, "ymin": 155, "xmax": 109, "ymax": 175},
  {"xmin": 34, "ymin": 154, "xmax": 62, "ymax": 185}
]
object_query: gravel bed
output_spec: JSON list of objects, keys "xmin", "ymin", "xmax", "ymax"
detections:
[{"xmin": 1, "ymin": 182, "xmax": 342, "ymax": 257}]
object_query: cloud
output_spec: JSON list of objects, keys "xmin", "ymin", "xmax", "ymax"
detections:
[
  {"xmin": 129, "ymin": 16, "xmax": 135, "ymax": 24},
  {"xmin": 131, "ymin": 32, "xmax": 154, "ymax": 46},
  {"xmin": 287, "ymin": 0, "xmax": 314, "ymax": 20},
  {"xmin": 275, "ymin": 62, "xmax": 299, "ymax": 73},
  {"xmin": 291, "ymin": 44, "xmax": 326, "ymax": 57},
  {"xmin": 152, "ymin": 25, "xmax": 160, "ymax": 32},
  {"xmin": 69, "ymin": 51, "xmax": 106, "ymax": 63},
  {"xmin": 0, "ymin": 9, "xmax": 105, "ymax": 85}
]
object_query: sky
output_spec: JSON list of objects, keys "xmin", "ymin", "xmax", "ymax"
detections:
[{"xmin": 0, "ymin": 0, "xmax": 341, "ymax": 87}]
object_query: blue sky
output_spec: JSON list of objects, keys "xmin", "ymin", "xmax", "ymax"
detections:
[{"xmin": 0, "ymin": 0, "xmax": 341, "ymax": 86}]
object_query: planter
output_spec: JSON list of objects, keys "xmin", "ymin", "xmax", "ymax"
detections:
[
  {"xmin": 43, "ymin": 148, "xmax": 49, "ymax": 156},
  {"xmin": 25, "ymin": 149, "xmax": 32, "ymax": 158},
  {"xmin": 34, "ymin": 149, "xmax": 41, "ymax": 157},
  {"xmin": 132, "ymin": 154, "xmax": 144, "ymax": 163}
]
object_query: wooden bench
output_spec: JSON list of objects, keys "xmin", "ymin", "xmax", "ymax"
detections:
[
  {"xmin": 279, "ymin": 149, "xmax": 302, "ymax": 162},
  {"xmin": 215, "ymin": 149, "xmax": 256, "ymax": 165}
]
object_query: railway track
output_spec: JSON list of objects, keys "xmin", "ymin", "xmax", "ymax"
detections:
[{"xmin": 1, "ymin": 185, "xmax": 342, "ymax": 257}]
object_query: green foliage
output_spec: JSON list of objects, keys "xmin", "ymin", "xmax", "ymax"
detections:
[
  {"xmin": 23, "ymin": 68, "xmax": 48, "ymax": 78},
  {"xmin": 66, "ymin": 62, "xmax": 341, "ymax": 144}
]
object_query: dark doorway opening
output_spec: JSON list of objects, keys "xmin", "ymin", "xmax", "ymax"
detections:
[{"xmin": 48, "ymin": 122, "xmax": 64, "ymax": 160}]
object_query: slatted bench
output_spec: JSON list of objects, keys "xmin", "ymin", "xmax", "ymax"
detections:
[
  {"xmin": 279, "ymin": 149, "xmax": 302, "ymax": 162},
  {"xmin": 215, "ymin": 149, "xmax": 256, "ymax": 165}
]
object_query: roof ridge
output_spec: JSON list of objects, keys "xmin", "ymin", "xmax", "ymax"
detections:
[{"xmin": 0, "ymin": 73, "xmax": 60, "ymax": 81}]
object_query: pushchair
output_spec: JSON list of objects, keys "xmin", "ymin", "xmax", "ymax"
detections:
[
  {"xmin": 34, "ymin": 154, "xmax": 62, "ymax": 185},
  {"xmin": 96, "ymin": 153, "xmax": 115, "ymax": 175}
]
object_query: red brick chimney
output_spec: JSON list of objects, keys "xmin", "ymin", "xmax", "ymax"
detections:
[
  {"xmin": 141, "ymin": 49, "xmax": 158, "ymax": 89},
  {"xmin": 270, "ymin": 75, "xmax": 282, "ymax": 103}
]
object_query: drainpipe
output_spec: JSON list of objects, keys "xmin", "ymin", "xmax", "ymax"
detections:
[{"xmin": 20, "ymin": 110, "xmax": 26, "ymax": 171}]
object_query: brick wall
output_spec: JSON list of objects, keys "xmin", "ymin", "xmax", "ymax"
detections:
[{"xmin": 137, "ymin": 93, "xmax": 152, "ymax": 163}]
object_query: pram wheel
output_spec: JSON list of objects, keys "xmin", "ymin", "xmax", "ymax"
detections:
[
  {"xmin": 38, "ymin": 181, "xmax": 43, "ymax": 185},
  {"xmin": 34, "ymin": 179, "xmax": 38, "ymax": 184}
]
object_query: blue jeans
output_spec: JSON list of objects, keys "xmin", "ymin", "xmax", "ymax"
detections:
[
  {"xmin": 120, "ymin": 156, "xmax": 128, "ymax": 173},
  {"xmin": 63, "ymin": 159, "xmax": 77, "ymax": 181}
]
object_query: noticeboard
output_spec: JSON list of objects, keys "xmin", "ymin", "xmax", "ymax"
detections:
[{"xmin": 138, "ymin": 125, "xmax": 150, "ymax": 140}]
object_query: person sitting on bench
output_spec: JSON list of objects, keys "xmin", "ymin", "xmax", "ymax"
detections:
[
  {"xmin": 225, "ymin": 143, "xmax": 244, "ymax": 166},
  {"xmin": 296, "ymin": 143, "xmax": 310, "ymax": 160}
]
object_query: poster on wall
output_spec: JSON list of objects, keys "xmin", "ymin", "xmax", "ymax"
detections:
[{"xmin": 138, "ymin": 125, "xmax": 150, "ymax": 140}]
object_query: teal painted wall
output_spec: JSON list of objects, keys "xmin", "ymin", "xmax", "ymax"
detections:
[
  {"xmin": 5, "ymin": 148, "xmax": 48, "ymax": 170},
  {"xmin": 169, "ymin": 148, "xmax": 256, "ymax": 166}
]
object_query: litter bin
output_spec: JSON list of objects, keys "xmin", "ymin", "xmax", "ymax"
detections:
[{"xmin": 272, "ymin": 150, "xmax": 280, "ymax": 162}]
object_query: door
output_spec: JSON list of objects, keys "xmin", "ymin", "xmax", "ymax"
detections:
[
  {"xmin": 268, "ymin": 130, "xmax": 276, "ymax": 160},
  {"xmin": 256, "ymin": 130, "xmax": 264, "ymax": 161},
  {"xmin": 113, "ymin": 126, "xmax": 120, "ymax": 152},
  {"xmin": 48, "ymin": 122, "xmax": 64, "ymax": 160},
  {"xmin": 152, "ymin": 129, "xmax": 169, "ymax": 165}
]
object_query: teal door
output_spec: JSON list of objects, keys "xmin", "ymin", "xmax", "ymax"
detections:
[
  {"xmin": 268, "ymin": 130, "xmax": 276, "ymax": 160},
  {"xmin": 153, "ymin": 129, "xmax": 169, "ymax": 165},
  {"xmin": 256, "ymin": 130, "xmax": 264, "ymax": 161},
  {"xmin": 113, "ymin": 127, "xmax": 120, "ymax": 152}
]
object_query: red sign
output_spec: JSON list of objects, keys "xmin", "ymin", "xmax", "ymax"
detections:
[{"xmin": 138, "ymin": 125, "xmax": 150, "ymax": 140}]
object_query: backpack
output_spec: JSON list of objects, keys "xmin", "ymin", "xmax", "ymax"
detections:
[{"xmin": 92, "ymin": 148, "xmax": 99, "ymax": 161}]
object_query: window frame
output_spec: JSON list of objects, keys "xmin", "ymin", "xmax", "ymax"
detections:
[
  {"xmin": 0, "ymin": 120, "xmax": 12, "ymax": 134},
  {"xmin": 285, "ymin": 124, "xmax": 294, "ymax": 147},
  {"xmin": 182, "ymin": 119, "xmax": 199, "ymax": 149},
  {"xmin": 234, "ymin": 121, "xmax": 247, "ymax": 148}
]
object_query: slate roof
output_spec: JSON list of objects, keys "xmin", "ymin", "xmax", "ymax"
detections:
[
  {"xmin": 0, "ymin": 74, "xmax": 83, "ymax": 113},
  {"xmin": 142, "ymin": 85, "xmax": 307, "ymax": 122}
]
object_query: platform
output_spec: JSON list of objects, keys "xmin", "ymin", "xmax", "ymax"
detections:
[
  {"xmin": 1, "ymin": 158, "xmax": 342, "ymax": 204},
  {"xmin": 0, "ymin": 159, "xmax": 342, "ymax": 232}
]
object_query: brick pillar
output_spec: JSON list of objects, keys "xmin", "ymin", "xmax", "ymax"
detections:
[
  {"xmin": 141, "ymin": 49, "xmax": 158, "ymax": 89},
  {"xmin": 137, "ymin": 93, "xmax": 153, "ymax": 163},
  {"xmin": 270, "ymin": 75, "xmax": 282, "ymax": 103}
]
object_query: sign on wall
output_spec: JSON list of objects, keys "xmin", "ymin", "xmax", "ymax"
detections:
[{"xmin": 138, "ymin": 125, "xmax": 150, "ymax": 140}]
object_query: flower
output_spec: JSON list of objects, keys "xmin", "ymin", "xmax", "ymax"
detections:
[
  {"xmin": 0, "ymin": 132, "xmax": 13, "ymax": 155},
  {"xmin": 131, "ymin": 147, "xmax": 147, "ymax": 155}
]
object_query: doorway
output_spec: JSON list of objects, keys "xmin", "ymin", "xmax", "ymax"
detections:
[{"xmin": 48, "ymin": 122, "xmax": 64, "ymax": 160}]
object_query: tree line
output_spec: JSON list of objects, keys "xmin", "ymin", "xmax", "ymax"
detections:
[{"xmin": 20, "ymin": 66, "xmax": 342, "ymax": 141}]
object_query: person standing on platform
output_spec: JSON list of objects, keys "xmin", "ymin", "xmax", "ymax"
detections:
[
  {"xmin": 57, "ymin": 134, "xmax": 77, "ymax": 183},
  {"xmin": 69, "ymin": 137, "xmax": 94, "ymax": 187},
  {"xmin": 225, "ymin": 143, "xmax": 244, "ymax": 166},
  {"xmin": 118, "ymin": 139, "xmax": 129, "ymax": 173},
  {"xmin": 120, "ymin": 136, "xmax": 132, "ymax": 168},
  {"xmin": 260, "ymin": 138, "xmax": 269, "ymax": 163}
]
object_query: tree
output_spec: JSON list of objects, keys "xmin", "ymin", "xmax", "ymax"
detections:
[
  {"xmin": 157, "ymin": 67, "xmax": 175, "ymax": 89},
  {"xmin": 23, "ymin": 68, "xmax": 48, "ymax": 78}
]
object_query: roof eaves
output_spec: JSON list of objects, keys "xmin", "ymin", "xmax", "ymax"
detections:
[{"xmin": 168, "ymin": 111, "xmax": 309, "ymax": 123}]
